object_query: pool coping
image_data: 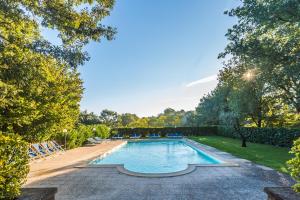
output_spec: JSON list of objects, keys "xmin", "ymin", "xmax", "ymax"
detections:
[{"xmin": 75, "ymin": 138, "xmax": 240, "ymax": 178}]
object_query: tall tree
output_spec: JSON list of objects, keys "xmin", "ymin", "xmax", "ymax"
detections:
[
  {"xmin": 79, "ymin": 110, "xmax": 101, "ymax": 125},
  {"xmin": 195, "ymin": 85, "xmax": 230, "ymax": 126},
  {"xmin": 219, "ymin": 0, "xmax": 300, "ymax": 113},
  {"xmin": 0, "ymin": 0, "xmax": 116, "ymax": 141},
  {"xmin": 99, "ymin": 109, "xmax": 119, "ymax": 128},
  {"xmin": 120, "ymin": 113, "xmax": 139, "ymax": 127}
]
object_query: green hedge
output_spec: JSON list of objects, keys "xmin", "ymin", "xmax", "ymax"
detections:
[
  {"xmin": 217, "ymin": 126, "xmax": 300, "ymax": 147},
  {"xmin": 116, "ymin": 126, "xmax": 299, "ymax": 147},
  {"xmin": 55, "ymin": 124, "xmax": 110, "ymax": 149},
  {"xmin": 0, "ymin": 133, "xmax": 29, "ymax": 199},
  {"xmin": 116, "ymin": 126, "xmax": 218, "ymax": 138},
  {"xmin": 288, "ymin": 138, "xmax": 300, "ymax": 192}
]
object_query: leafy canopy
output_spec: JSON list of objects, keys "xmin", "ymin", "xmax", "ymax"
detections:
[{"xmin": 0, "ymin": 0, "xmax": 116, "ymax": 142}]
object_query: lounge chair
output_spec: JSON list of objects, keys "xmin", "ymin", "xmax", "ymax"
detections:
[
  {"xmin": 31, "ymin": 143, "xmax": 48, "ymax": 157},
  {"xmin": 130, "ymin": 133, "xmax": 141, "ymax": 139},
  {"xmin": 112, "ymin": 134, "xmax": 123, "ymax": 139},
  {"xmin": 166, "ymin": 133, "xmax": 183, "ymax": 138},
  {"xmin": 49, "ymin": 141, "xmax": 65, "ymax": 151},
  {"xmin": 87, "ymin": 138, "xmax": 101, "ymax": 144},
  {"xmin": 28, "ymin": 147, "xmax": 41, "ymax": 160},
  {"xmin": 41, "ymin": 142, "xmax": 57, "ymax": 154},
  {"xmin": 147, "ymin": 133, "xmax": 160, "ymax": 138}
]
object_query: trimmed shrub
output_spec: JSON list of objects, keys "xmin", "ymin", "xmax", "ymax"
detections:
[
  {"xmin": 0, "ymin": 133, "xmax": 29, "ymax": 199},
  {"xmin": 115, "ymin": 126, "xmax": 218, "ymax": 138},
  {"xmin": 217, "ymin": 126, "xmax": 300, "ymax": 147},
  {"xmin": 288, "ymin": 138, "xmax": 300, "ymax": 192}
]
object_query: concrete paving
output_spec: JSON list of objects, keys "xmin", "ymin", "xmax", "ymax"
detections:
[
  {"xmin": 27, "ymin": 140, "xmax": 126, "ymax": 184},
  {"xmin": 25, "ymin": 140, "xmax": 294, "ymax": 200}
]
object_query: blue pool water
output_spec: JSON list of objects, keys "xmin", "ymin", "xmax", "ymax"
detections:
[{"xmin": 91, "ymin": 140, "xmax": 221, "ymax": 173}]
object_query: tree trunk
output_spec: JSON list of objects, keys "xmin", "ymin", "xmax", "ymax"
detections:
[
  {"xmin": 257, "ymin": 118, "xmax": 262, "ymax": 128},
  {"xmin": 241, "ymin": 137, "xmax": 247, "ymax": 147}
]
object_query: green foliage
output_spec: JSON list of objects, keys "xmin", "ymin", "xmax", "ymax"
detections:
[
  {"xmin": 55, "ymin": 124, "xmax": 110, "ymax": 149},
  {"xmin": 79, "ymin": 110, "xmax": 101, "ymax": 125},
  {"xmin": 119, "ymin": 113, "xmax": 139, "ymax": 127},
  {"xmin": 82, "ymin": 108, "xmax": 194, "ymax": 129},
  {"xmin": 99, "ymin": 109, "xmax": 119, "ymax": 128},
  {"xmin": 220, "ymin": 0, "xmax": 300, "ymax": 113},
  {"xmin": 0, "ymin": 1, "xmax": 116, "ymax": 142},
  {"xmin": 288, "ymin": 138, "xmax": 300, "ymax": 192},
  {"xmin": 194, "ymin": 0, "xmax": 300, "ymax": 148},
  {"xmin": 95, "ymin": 124, "xmax": 110, "ymax": 139},
  {"xmin": 116, "ymin": 126, "xmax": 218, "ymax": 138},
  {"xmin": 195, "ymin": 85, "xmax": 230, "ymax": 126},
  {"xmin": 0, "ymin": 133, "xmax": 29, "ymax": 199},
  {"xmin": 190, "ymin": 136, "xmax": 292, "ymax": 174},
  {"xmin": 217, "ymin": 126, "xmax": 300, "ymax": 147}
]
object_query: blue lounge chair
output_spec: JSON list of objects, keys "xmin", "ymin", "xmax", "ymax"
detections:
[
  {"xmin": 28, "ymin": 147, "xmax": 41, "ymax": 160},
  {"xmin": 166, "ymin": 133, "xmax": 183, "ymax": 138},
  {"xmin": 130, "ymin": 133, "xmax": 141, "ymax": 139},
  {"xmin": 112, "ymin": 134, "xmax": 123, "ymax": 139},
  {"xmin": 41, "ymin": 142, "xmax": 56, "ymax": 154},
  {"xmin": 49, "ymin": 141, "xmax": 65, "ymax": 151},
  {"xmin": 148, "ymin": 133, "xmax": 160, "ymax": 138},
  {"xmin": 31, "ymin": 143, "xmax": 48, "ymax": 157}
]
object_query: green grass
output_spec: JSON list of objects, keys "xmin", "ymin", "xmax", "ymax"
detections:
[{"xmin": 189, "ymin": 135, "xmax": 293, "ymax": 174}]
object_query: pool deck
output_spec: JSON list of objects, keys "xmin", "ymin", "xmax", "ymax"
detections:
[
  {"xmin": 25, "ymin": 139, "xmax": 294, "ymax": 200},
  {"xmin": 27, "ymin": 140, "xmax": 126, "ymax": 184}
]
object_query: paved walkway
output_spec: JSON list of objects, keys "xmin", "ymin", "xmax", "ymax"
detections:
[
  {"xmin": 27, "ymin": 140, "xmax": 125, "ymax": 184},
  {"xmin": 25, "ymin": 140, "xmax": 294, "ymax": 200}
]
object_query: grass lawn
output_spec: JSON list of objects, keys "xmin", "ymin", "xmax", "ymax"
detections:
[{"xmin": 189, "ymin": 135, "xmax": 293, "ymax": 174}]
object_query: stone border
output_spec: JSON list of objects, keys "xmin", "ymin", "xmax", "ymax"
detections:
[
  {"xmin": 76, "ymin": 163, "xmax": 239, "ymax": 178},
  {"xmin": 77, "ymin": 138, "xmax": 239, "ymax": 178}
]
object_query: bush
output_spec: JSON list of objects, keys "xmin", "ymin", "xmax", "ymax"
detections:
[
  {"xmin": 0, "ymin": 133, "xmax": 29, "ymax": 199},
  {"xmin": 217, "ymin": 126, "xmax": 300, "ymax": 147},
  {"xmin": 288, "ymin": 138, "xmax": 300, "ymax": 192},
  {"xmin": 55, "ymin": 124, "xmax": 110, "ymax": 149},
  {"xmin": 116, "ymin": 126, "xmax": 218, "ymax": 138},
  {"xmin": 95, "ymin": 124, "xmax": 110, "ymax": 139}
]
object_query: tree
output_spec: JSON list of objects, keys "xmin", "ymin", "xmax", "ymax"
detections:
[
  {"xmin": 128, "ymin": 117, "xmax": 149, "ymax": 128},
  {"xmin": 79, "ymin": 110, "xmax": 101, "ymax": 125},
  {"xmin": 120, "ymin": 113, "xmax": 139, "ymax": 127},
  {"xmin": 99, "ymin": 109, "xmax": 119, "ymax": 128},
  {"xmin": 195, "ymin": 85, "xmax": 230, "ymax": 126},
  {"xmin": 220, "ymin": 0, "xmax": 300, "ymax": 113},
  {"xmin": 181, "ymin": 111, "xmax": 197, "ymax": 127},
  {"xmin": 0, "ymin": 1, "xmax": 116, "ymax": 142}
]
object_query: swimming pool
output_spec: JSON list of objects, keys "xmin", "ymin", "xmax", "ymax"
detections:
[{"xmin": 91, "ymin": 140, "xmax": 221, "ymax": 174}]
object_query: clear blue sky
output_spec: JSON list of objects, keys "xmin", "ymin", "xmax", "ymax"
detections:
[{"xmin": 76, "ymin": 0, "xmax": 239, "ymax": 116}]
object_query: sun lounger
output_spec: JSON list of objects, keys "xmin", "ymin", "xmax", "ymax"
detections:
[
  {"xmin": 112, "ymin": 134, "xmax": 123, "ymax": 139},
  {"xmin": 31, "ymin": 143, "xmax": 48, "ymax": 157},
  {"xmin": 148, "ymin": 133, "xmax": 160, "ymax": 138},
  {"xmin": 87, "ymin": 138, "xmax": 101, "ymax": 144},
  {"xmin": 28, "ymin": 147, "xmax": 41, "ymax": 160},
  {"xmin": 49, "ymin": 141, "xmax": 65, "ymax": 151},
  {"xmin": 166, "ymin": 133, "xmax": 183, "ymax": 138},
  {"xmin": 41, "ymin": 142, "xmax": 56, "ymax": 154},
  {"xmin": 130, "ymin": 133, "xmax": 141, "ymax": 139}
]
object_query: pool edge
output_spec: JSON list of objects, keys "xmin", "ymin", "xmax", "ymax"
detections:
[{"xmin": 75, "ymin": 138, "xmax": 239, "ymax": 178}]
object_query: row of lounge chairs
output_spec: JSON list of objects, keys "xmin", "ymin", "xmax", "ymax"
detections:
[
  {"xmin": 29, "ymin": 141, "xmax": 64, "ymax": 161},
  {"xmin": 86, "ymin": 137, "xmax": 107, "ymax": 144},
  {"xmin": 111, "ymin": 133, "xmax": 183, "ymax": 139}
]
